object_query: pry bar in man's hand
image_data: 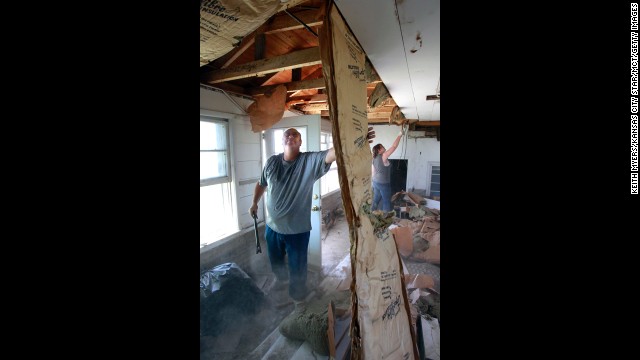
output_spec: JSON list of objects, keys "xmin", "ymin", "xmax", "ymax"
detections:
[{"xmin": 252, "ymin": 213, "xmax": 262, "ymax": 254}]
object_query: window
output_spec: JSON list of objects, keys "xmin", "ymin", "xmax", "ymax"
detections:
[
  {"xmin": 200, "ymin": 116, "xmax": 236, "ymax": 247},
  {"xmin": 428, "ymin": 163, "xmax": 440, "ymax": 199},
  {"xmin": 200, "ymin": 118, "xmax": 230, "ymax": 186},
  {"xmin": 320, "ymin": 132, "xmax": 340, "ymax": 195}
]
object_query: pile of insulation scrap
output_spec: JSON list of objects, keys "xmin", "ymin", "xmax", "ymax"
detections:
[
  {"xmin": 407, "ymin": 284, "xmax": 440, "ymax": 360},
  {"xmin": 277, "ymin": 290, "xmax": 352, "ymax": 356},
  {"xmin": 394, "ymin": 213, "xmax": 440, "ymax": 263},
  {"xmin": 362, "ymin": 202, "xmax": 396, "ymax": 234},
  {"xmin": 390, "ymin": 191, "xmax": 440, "ymax": 264},
  {"xmin": 360, "ymin": 192, "xmax": 441, "ymax": 359},
  {"xmin": 389, "ymin": 191, "xmax": 441, "ymax": 359}
]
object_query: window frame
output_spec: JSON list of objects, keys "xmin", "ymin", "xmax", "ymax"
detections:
[
  {"xmin": 426, "ymin": 161, "xmax": 440, "ymax": 199},
  {"xmin": 200, "ymin": 115, "xmax": 231, "ymax": 187},
  {"xmin": 199, "ymin": 110, "xmax": 240, "ymax": 248}
]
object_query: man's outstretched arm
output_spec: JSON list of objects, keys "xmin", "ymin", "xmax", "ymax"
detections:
[{"xmin": 324, "ymin": 127, "xmax": 375, "ymax": 164}]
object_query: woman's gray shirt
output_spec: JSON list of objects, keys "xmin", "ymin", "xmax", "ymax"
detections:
[{"xmin": 372, "ymin": 155, "xmax": 391, "ymax": 184}]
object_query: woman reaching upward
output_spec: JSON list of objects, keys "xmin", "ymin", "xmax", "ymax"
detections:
[{"xmin": 371, "ymin": 128, "xmax": 404, "ymax": 212}]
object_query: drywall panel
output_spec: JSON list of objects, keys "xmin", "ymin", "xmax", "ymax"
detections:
[
  {"xmin": 334, "ymin": 0, "xmax": 440, "ymax": 121},
  {"xmin": 235, "ymin": 159, "xmax": 261, "ymax": 183},
  {"xmin": 234, "ymin": 143, "xmax": 261, "ymax": 162}
]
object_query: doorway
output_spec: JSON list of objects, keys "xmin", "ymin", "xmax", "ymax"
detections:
[
  {"xmin": 389, "ymin": 159, "xmax": 408, "ymax": 194},
  {"xmin": 261, "ymin": 115, "xmax": 323, "ymax": 271}
]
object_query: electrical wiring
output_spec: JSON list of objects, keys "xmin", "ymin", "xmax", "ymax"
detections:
[
  {"xmin": 199, "ymin": 84, "xmax": 250, "ymax": 115},
  {"xmin": 396, "ymin": 122, "xmax": 409, "ymax": 170}
]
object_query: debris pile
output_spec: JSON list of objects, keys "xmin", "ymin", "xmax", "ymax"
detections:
[
  {"xmin": 390, "ymin": 192, "xmax": 440, "ymax": 265},
  {"xmin": 200, "ymin": 263, "xmax": 267, "ymax": 337},
  {"xmin": 278, "ymin": 291, "xmax": 351, "ymax": 356}
]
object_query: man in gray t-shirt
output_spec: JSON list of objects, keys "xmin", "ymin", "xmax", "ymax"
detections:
[
  {"xmin": 259, "ymin": 149, "xmax": 331, "ymax": 235},
  {"xmin": 249, "ymin": 127, "xmax": 374, "ymax": 305}
]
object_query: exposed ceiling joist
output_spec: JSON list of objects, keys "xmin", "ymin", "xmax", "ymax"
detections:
[
  {"xmin": 264, "ymin": 10, "xmax": 323, "ymax": 34},
  {"xmin": 367, "ymin": 112, "xmax": 392, "ymax": 120},
  {"xmin": 276, "ymin": 0, "xmax": 309, "ymax": 12},
  {"xmin": 202, "ymin": 47, "xmax": 321, "ymax": 84},
  {"xmin": 366, "ymin": 119, "xmax": 440, "ymax": 127},
  {"xmin": 221, "ymin": 38, "xmax": 256, "ymax": 69},
  {"xmin": 303, "ymin": 66, "xmax": 323, "ymax": 80},
  {"xmin": 299, "ymin": 103, "xmax": 328, "ymax": 111},
  {"xmin": 250, "ymin": 77, "xmax": 325, "ymax": 96},
  {"xmin": 288, "ymin": 93, "xmax": 327, "ymax": 102},
  {"xmin": 200, "ymin": 23, "xmax": 269, "ymax": 72},
  {"xmin": 412, "ymin": 121, "xmax": 440, "ymax": 127},
  {"xmin": 198, "ymin": 1, "xmax": 436, "ymax": 123}
]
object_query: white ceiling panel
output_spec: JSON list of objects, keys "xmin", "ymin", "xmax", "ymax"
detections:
[{"xmin": 334, "ymin": 0, "xmax": 440, "ymax": 121}]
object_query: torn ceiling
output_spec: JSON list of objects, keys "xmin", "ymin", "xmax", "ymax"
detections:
[{"xmin": 199, "ymin": 0, "xmax": 440, "ymax": 132}]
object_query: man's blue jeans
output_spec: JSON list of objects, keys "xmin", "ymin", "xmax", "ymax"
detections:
[
  {"xmin": 372, "ymin": 181, "xmax": 393, "ymax": 211},
  {"xmin": 265, "ymin": 225, "xmax": 310, "ymax": 301}
]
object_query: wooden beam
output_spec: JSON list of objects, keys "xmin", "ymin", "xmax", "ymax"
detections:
[
  {"xmin": 202, "ymin": 47, "xmax": 321, "ymax": 84},
  {"xmin": 300, "ymin": 103, "xmax": 329, "ymax": 112},
  {"xmin": 368, "ymin": 103, "xmax": 396, "ymax": 111},
  {"xmin": 413, "ymin": 121, "xmax": 441, "ymax": 127},
  {"xmin": 276, "ymin": 0, "xmax": 309, "ymax": 13},
  {"xmin": 308, "ymin": 93, "xmax": 328, "ymax": 102},
  {"xmin": 264, "ymin": 10, "xmax": 323, "ymax": 34},
  {"xmin": 260, "ymin": 70, "xmax": 291, "ymax": 87},
  {"xmin": 202, "ymin": 23, "xmax": 268, "ymax": 71},
  {"xmin": 367, "ymin": 112, "xmax": 392, "ymax": 119},
  {"xmin": 368, "ymin": 118, "xmax": 392, "ymax": 124},
  {"xmin": 221, "ymin": 38, "xmax": 255, "ymax": 69},
  {"xmin": 200, "ymin": 0, "xmax": 309, "ymax": 70},
  {"xmin": 287, "ymin": 93, "xmax": 327, "ymax": 102},
  {"xmin": 286, "ymin": 93, "xmax": 326, "ymax": 108},
  {"xmin": 303, "ymin": 67, "xmax": 324, "ymax": 80},
  {"xmin": 250, "ymin": 77, "xmax": 325, "ymax": 96}
]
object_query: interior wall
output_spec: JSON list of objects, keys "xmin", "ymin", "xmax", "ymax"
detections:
[
  {"xmin": 369, "ymin": 125, "xmax": 440, "ymax": 193},
  {"xmin": 200, "ymin": 85, "xmax": 254, "ymax": 115},
  {"xmin": 321, "ymin": 190, "xmax": 343, "ymax": 214},
  {"xmin": 200, "ymin": 86, "xmax": 265, "ymax": 270},
  {"xmin": 200, "ymin": 86, "xmax": 264, "ymax": 229},
  {"xmin": 200, "ymin": 225, "xmax": 270, "ymax": 277}
]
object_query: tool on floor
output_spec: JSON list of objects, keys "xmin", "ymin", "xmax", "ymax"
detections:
[{"xmin": 252, "ymin": 212, "xmax": 262, "ymax": 254}]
